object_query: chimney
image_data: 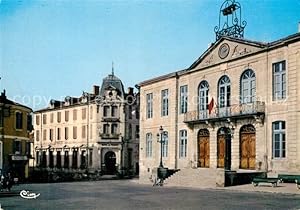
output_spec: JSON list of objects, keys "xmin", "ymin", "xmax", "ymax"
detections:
[
  {"xmin": 93, "ymin": 85, "xmax": 99, "ymax": 95},
  {"xmin": 1, "ymin": 89, "xmax": 6, "ymax": 99},
  {"xmin": 128, "ymin": 87, "xmax": 134, "ymax": 95}
]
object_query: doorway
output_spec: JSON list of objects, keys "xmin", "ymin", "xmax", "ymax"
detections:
[
  {"xmin": 104, "ymin": 151, "xmax": 116, "ymax": 175},
  {"xmin": 198, "ymin": 129, "xmax": 210, "ymax": 168},
  {"xmin": 240, "ymin": 125, "xmax": 256, "ymax": 169}
]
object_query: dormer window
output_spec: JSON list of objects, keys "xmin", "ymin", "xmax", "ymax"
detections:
[{"xmin": 108, "ymin": 91, "xmax": 113, "ymax": 97}]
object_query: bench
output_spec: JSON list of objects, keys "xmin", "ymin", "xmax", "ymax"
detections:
[
  {"xmin": 278, "ymin": 174, "xmax": 300, "ymax": 183},
  {"xmin": 296, "ymin": 179, "xmax": 300, "ymax": 190},
  {"xmin": 252, "ymin": 178, "xmax": 279, "ymax": 187}
]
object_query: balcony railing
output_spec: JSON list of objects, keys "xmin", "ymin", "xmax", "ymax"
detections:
[
  {"xmin": 102, "ymin": 116, "xmax": 120, "ymax": 122},
  {"xmin": 99, "ymin": 133, "xmax": 120, "ymax": 139},
  {"xmin": 184, "ymin": 101, "xmax": 265, "ymax": 123}
]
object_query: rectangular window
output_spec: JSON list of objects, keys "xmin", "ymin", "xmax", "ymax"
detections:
[
  {"xmin": 13, "ymin": 140, "xmax": 21, "ymax": 155},
  {"xmin": 49, "ymin": 129, "xmax": 54, "ymax": 141},
  {"xmin": 36, "ymin": 115, "xmax": 40, "ymax": 125},
  {"xmin": 179, "ymin": 130, "xmax": 187, "ymax": 158},
  {"xmin": 43, "ymin": 129, "xmax": 47, "ymax": 141},
  {"xmin": 146, "ymin": 133, "xmax": 152, "ymax": 158},
  {"xmin": 146, "ymin": 93, "xmax": 153, "ymax": 119},
  {"xmin": 135, "ymin": 106, "xmax": 139, "ymax": 119},
  {"xmin": 50, "ymin": 113, "xmax": 54, "ymax": 123},
  {"xmin": 65, "ymin": 111, "xmax": 69, "ymax": 122},
  {"xmin": 73, "ymin": 109, "xmax": 77, "ymax": 121},
  {"xmin": 161, "ymin": 89, "xmax": 169, "ymax": 116},
  {"xmin": 90, "ymin": 125, "xmax": 93, "ymax": 139},
  {"xmin": 16, "ymin": 112, "xmax": 23, "ymax": 129},
  {"xmin": 27, "ymin": 114, "xmax": 32, "ymax": 131},
  {"xmin": 25, "ymin": 142, "xmax": 30, "ymax": 155},
  {"xmin": 135, "ymin": 125, "xmax": 140, "ymax": 138},
  {"xmin": 73, "ymin": 126, "xmax": 77, "ymax": 139},
  {"xmin": 103, "ymin": 106, "xmax": 109, "ymax": 117},
  {"xmin": 103, "ymin": 124, "xmax": 109, "ymax": 134},
  {"xmin": 36, "ymin": 130, "xmax": 40, "ymax": 141},
  {"xmin": 272, "ymin": 121, "xmax": 286, "ymax": 158},
  {"xmin": 57, "ymin": 112, "xmax": 61, "ymax": 123},
  {"xmin": 273, "ymin": 61, "xmax": 286, "ymax": 100},
  {"xmin": 128, "ymin": 106, "xmax": 132, "ymax": 119},
  {"xmin": 162, "ymin": 132, "xmax": 168, "ymax": 157},
  {"xmin": 180, "ymin": 85, "xmax": 188, "ymax": 114},
  {"xmin": 57, "ymin": 128, "xmax": 61, "ymax": 140},
  {"xmin": 65, "ymin": 127, "xmax": 69, "ymax": 140},
  {"xmin": 82, "ymin": 108, "xmax": 86, "ymax": 120},
  {"xmin": 90, "ymin": 107, "xmax": 93, "ymax": 119},
  {"xmin": 127, "ymin": 124, "xmax": 132, "ymax": 139},
  {"xmin": 43, "ymin": 114, "xmax": 47, "ymax": 124},
  {"xmin": 111, "ymin": 124, "xmax": 118, "ymax": 135},
  {"xmin": 82, "ymin": 125, "xmax": 86, "ymax": 138},
  {"xmin": 111, "ymin": 106, "xmax": 117, "ymax": 117}
]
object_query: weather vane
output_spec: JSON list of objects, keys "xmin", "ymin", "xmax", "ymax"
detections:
[{"xmin": 214, "ymin": 0, "xmax": 247, "ymax": 41}]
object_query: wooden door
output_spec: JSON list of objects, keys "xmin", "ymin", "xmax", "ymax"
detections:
[
  {"xmin": 198, "ymin": 136, "xmax": 210, "ymax": 168},
  {"xmin": 240, "ymin": 131, "xmax": 256, "ymax": 169},
  {"xmin": 217, "ymin": 135, "xmax": 225, "ymax": 168}
]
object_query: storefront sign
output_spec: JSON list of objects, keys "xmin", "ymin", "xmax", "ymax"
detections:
[{"xmin": 11, "ymin": 155, "xmax": 28, "ymax": 161}]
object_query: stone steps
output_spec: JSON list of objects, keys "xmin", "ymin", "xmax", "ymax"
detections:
[{"xmin": 164, "ymin": 168, "xmax": 218, "ymax": 188}]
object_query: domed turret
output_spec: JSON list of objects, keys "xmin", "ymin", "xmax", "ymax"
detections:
[{"xmin": 100, "ymin": 73, "xmax": 125, "ymax": 98}]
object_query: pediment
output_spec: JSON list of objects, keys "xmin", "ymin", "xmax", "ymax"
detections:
[{"xmin": 190, "ymin": 37, "xmax": 267, "ymax": 70}]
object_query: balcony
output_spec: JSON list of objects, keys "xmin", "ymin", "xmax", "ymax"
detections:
[
  {"xmin": 99, "ymin": 133, "xmax": 120, "ymax": 139},
  {"xmin": 101, "ymin": 116, "xmax": 120, "ymax": 122},
  {"xmin": 184, "ymin": 101, "xmax": 265, "ymax": 124}
]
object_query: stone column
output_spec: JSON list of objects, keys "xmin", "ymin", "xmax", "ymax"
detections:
[
  {"xmin": 69, "ymin": 150, "xmax": 73, "ymax": 169},
  {"xmin": 210, "ymin": 128, "xmax": 218, "ymax": 169},
  {"xmin": 46, "ymin": 150, "xmax": 50, "ymax": 168},
  {"xmin": 53, "ymin": 150, "xmax": 57, "ymax": 169},
  {"xmin": 231, "ymin": 125, "xmax": 241, "ymax": 171}
]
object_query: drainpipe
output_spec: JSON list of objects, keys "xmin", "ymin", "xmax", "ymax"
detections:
[{"xmin": 174, "ymin": 73, "xmax": 179, "ymax": 169}]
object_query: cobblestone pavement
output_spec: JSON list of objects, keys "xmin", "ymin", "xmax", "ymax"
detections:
[{"xmin": 0, "ymin": 180, "xmax": 300, "ymax": 210}]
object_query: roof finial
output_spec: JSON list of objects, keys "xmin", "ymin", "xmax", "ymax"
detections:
[{"xmin": 112, "ymin": 61, "xmax": 114, "ymax": 76}]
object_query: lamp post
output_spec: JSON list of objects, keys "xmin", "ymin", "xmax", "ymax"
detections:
[{"xmin": 157, "ymin": 126, "xmax": 165, "ymax": 168}]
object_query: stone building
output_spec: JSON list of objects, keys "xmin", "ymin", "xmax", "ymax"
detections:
[
  {"xmin": 33, "ymin": 72, "xmax": 139, "ymax": 176},
  {"xmin": 138, "ymin": 1, "xmax": 300, "ymax": 186},
  {"xmin": 0, "ymin": 90, "xmax": 33, "ymax": 180}
]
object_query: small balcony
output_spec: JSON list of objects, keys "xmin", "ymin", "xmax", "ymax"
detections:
[
  {"xmin": 101, "ymin": 116, "xmax": 120, "ymax": 122},
  {"xmin": 99, "ymin": 133, "xmax": 120, "ymax": 139},
  {"xmin": 184, "ymin": 101, "xmax": 265, "ymax": 124}
]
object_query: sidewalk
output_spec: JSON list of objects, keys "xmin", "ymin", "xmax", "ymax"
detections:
[
  {"xmin": 225, "ymin": 183, "xmax": 300, "ymax": 195},
  {"xmin": 0, "ymin": 191, "xmax": 20, "ymax": 197},
  {"xmin": 132, "ymin": 178, "xmax": 300, "ymax": 195}
]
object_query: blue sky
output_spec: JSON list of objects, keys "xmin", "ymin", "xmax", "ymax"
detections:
[{"xmin": 1, "ymin": 0, "xmax": 299, "ymax": 110}]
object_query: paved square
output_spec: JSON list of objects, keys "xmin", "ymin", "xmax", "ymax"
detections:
[{"xmin": 1, "ymin": 180, "xmax": 300, "ymax": 210}]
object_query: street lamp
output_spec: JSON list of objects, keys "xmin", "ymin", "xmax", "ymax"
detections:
[{"xmin": 157, "ymin": 126, "xmax": 165, "ymax": 168}]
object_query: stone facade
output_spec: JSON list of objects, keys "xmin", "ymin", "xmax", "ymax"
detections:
[
  {"xmin": 138, "ymin": 33, "xmax": 300, "ymax": 181},
  {"xmin": 0, "ymin": 90, "xmax": 33, "ymax": 180},
  {"xmin": 33, "ymin": 73, "xmax": 139, "ymax": 176}
]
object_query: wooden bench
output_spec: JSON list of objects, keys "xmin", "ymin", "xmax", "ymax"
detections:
[
  {"xmin": 252, "ymin": 178, "xmax": 279, "ymax": 187},
  {"xmin": 278, "ymin": 174, "xmax": 300, "ymax": 183}
]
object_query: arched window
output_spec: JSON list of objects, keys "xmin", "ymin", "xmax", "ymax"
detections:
[
  {"xmin": 162, "ymin": 131, "xmax": 168, "ymax": 157},
  {"xmin": 146, "ymin": 133, "xmax": 152, "ymax": 158},
  {"xmin": 241, "ymin": 69, "xmax": 256, "ymax": 103},
  {"xmin": 218, "ymin": 75, "xmax": 231, "ymax": 108},
  {"xmin": 198, "ymin": 81, "xmax": 209, "ymax": 111}
]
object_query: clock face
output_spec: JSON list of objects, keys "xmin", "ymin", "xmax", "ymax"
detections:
[{"xmin": 218, "ymin": 43, "xmax": 230, "ymax": 59}]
